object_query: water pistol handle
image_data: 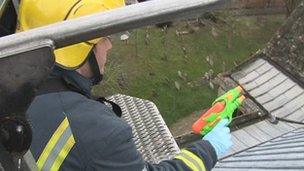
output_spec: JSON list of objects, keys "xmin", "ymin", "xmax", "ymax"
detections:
[
  {"xmin": 192, "ymin": 86, "xmax": 245, "ymax": 136},
  {"xmin": 192, "ymin": 102, "xmax": 225, "ymax": 135}
]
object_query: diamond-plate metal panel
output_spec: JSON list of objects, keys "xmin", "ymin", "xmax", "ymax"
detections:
[{"xmin": 107, "ymin": 94, "xmax": 180, "ymax": 164}]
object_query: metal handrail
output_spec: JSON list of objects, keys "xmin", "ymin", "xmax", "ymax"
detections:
[
  {"xmin": 0, "ymin": 0, "xmax": 9, "ymax": 17},
  {"xmin": 0, "ymin": 0, "xmax": 226, "ymax": 58}
]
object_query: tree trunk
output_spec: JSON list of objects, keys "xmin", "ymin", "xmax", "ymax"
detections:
[{"xmin": 284, "ymin": 0, "xmax": 302, "ymax": 16}]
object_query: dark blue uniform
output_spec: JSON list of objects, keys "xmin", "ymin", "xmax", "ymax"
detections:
[{"xmin": 26, "ymin": 68, "xmax": 217, "ymax": 171}]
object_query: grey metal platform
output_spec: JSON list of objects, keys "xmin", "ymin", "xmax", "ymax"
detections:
[
  {"xmin": 214, "ymin": 127, "xmax": 304, "ymax": 171},
  {"xmin": 107, "ymin": 94, "xmax": 180, "ymax": 164},
  {"xmin": 221, "ymin": 119, "xmax": 303, "ymax": 157}
]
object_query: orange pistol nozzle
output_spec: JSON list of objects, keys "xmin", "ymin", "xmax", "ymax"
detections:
[
  {"xmin": 236, "ymin": 86, "xmax": 244, "ymax": 94},
  {"xmin": 238, "ymin": 95, "xmax": 246, "ymax": 104}
]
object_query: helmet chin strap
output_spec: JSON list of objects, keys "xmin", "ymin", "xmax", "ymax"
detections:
[{"xmin": 87, "ymin": 48, "xmax": 103, "ymax": 85}]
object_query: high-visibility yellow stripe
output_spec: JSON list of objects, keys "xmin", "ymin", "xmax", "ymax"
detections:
[
  {"xmin": 50, "ymin": 135, "xmax": 75, "ymax": 171},
  {"xmin": 181, "ymin": 150, "xmax": 206, "ymax": 171},
  {"xmin": 37, "ymin": 117, "xmax": 69, "ymax": 170},
  {"xmin": 175, "ymin": 155, "xmax": 199, "ymax": 171}
]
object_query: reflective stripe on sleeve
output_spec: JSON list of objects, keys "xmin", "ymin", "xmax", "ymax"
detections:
[
  {"xmin": 175, "ymin": 149, "xmax": 206, "ymax": 171},
  {"xmin": 36, "ymin": 116, "xmax": 75, "ymax": 171},
  {"xmin": 50, "ymin": 135, "xmax": 75, "ymax": 171}
]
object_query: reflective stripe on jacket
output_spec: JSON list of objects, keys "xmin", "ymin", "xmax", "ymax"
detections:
[{"xmin": 36, "ymin": 117, "xmax": 75, "ymax": 171}]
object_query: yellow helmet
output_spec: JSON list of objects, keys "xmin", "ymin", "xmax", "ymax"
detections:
[{"xmin": 17, "ymin": 0, "xmax": 125, "ymax": 69}]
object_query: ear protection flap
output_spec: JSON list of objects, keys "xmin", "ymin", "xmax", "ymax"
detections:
[{"xmin": 87, "ymin": 48, "xmax": 103, "ymax": 85}]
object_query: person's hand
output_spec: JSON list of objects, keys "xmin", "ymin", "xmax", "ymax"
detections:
[{"xmin": 203, "ymin": 119, "xmax": 232, "ymax": 158}]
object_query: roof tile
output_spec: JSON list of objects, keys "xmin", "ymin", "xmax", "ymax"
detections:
[
  {"xmin": 238, "ymin": 71, "xmax": 260, "ymax": 84},
  {"xmin": 240, "ymin": 58, "xmax": 266, "ymax": 75}
]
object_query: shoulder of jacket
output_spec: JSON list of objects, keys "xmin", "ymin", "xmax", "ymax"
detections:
[{"xmin": 57, "ymin": 91, "xmax": 130, "ymax": 134}]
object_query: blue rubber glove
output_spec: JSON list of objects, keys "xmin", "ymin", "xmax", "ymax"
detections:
[{"xmin": 203, "ymin": 119, "xmax": 232, "ymax": 158}]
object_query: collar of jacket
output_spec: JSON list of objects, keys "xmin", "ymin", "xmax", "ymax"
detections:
[{"xmin": 49, "ymin": 66, "xmax": 93, "ymax": 98}]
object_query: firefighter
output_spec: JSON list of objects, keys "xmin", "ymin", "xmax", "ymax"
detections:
[{"xmin": 19, "ymin": 0, "xmax": 233, "ymax": 170}]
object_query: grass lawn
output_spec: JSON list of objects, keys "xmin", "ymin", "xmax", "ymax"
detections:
[{"xmin": 93, "ymin": 15, "xmax": 284, "ymax": 126}]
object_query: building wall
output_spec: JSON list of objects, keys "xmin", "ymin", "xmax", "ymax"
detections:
[
  {"xmin": 233, "ymin": 0, "xmax": 285, "ymax": 8},
  {"xmin": 265, "ymin": 2, "xmax": 304, "ymax": 85}
]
